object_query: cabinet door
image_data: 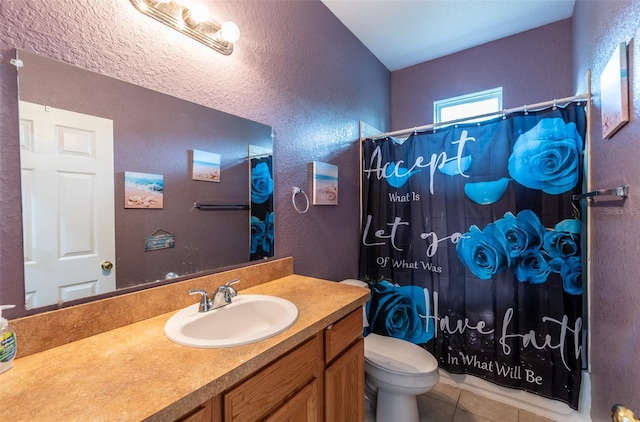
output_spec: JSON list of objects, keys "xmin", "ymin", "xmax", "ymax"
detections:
[
  {"xmin": 264, "ymin": 379, "xmax": 320, "ymax": 422},
  {"xmin": 324, "ymin": 338, "xmax": 364, "ymax": 421},
  {"xmin": 325, "ymin": 309, "xmax": 363, "ymax": 364},
  {"xmin": 224, "ymin": 334, "xmax": 322, "ymax": 421},
  {"xmin": 174, "ymin": 400, "xmax": 212, "ymax": 422}
]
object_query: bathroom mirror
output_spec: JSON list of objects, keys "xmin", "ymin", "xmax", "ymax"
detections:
[{"xmin": 16, "ymin": 49, "xmax": 273, "ymax": 310}]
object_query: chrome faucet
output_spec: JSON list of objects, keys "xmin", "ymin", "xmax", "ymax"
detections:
[
  {"xmin": 212, "ymin": 279, "xmax": 239, "ymax": 308},
  {"xmin": 189, "ymin": 279, "xmax": 240, "ymax": 312}
]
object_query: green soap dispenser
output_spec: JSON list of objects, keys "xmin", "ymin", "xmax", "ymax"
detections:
[{"xmin": 0, "ymin": 305, "xmax": 16, "ymax": 374}]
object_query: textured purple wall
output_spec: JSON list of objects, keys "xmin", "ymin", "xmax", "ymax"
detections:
[
  {"xmin": 573, "ymin": 0, "xmax": 640, "ymax": 419},
  {"xmin": 0, "ymin": 0, "xmax": 390, "ymax": 318},
  {"xmin": 390, "ymin": 20, "xmax": 573, "ymax": 131}
]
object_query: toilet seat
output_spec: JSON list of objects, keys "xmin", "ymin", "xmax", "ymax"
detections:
[
  {"xmin": 338, "ymin": 279, "xmax": 439, "ymax": 421},
  {"xmin": 364, "ymin": 333, "xmax": 437, "ymax": 375}
]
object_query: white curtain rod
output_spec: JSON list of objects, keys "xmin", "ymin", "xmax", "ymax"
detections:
[{"xmin": 366, "ymin": 93, "xmax": 590, "ymax": 140}]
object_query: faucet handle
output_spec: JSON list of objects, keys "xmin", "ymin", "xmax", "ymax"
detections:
[
  {"xmin": 224, "ymin": 279, "xmax": 240, "ymax": 293},
  {"xmin": 189, "ymin": 289, "xmax": 212, "ymax": 312},
  {"xmin": 219, "ymin": 279, "xmax": 239, "ymax": 303}
]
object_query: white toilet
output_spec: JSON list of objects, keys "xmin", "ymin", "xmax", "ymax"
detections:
[{"xmin": 340, "ymin": 279, "xmax": 439, "ymax": 422}]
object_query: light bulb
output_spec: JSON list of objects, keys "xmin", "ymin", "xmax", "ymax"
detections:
[
  {"xmin": 219, "ymin": 21, "xmax": 240, "ymax": 43},
  {"xmin": 188, "ymin": 4, "xmax": 209, "ymax": 23}
]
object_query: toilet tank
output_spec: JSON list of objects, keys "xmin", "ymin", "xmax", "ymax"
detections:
[{"xmin": 339, "ymin": 279, "xmax": 368, "ymax": 289}]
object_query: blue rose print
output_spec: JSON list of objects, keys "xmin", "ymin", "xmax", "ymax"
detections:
[
  {"xmin": 464, "ymin": 177, "xmax": 510, "ymax": 205},
  {"xmin": 561, "ymin": 256, "xmax": 582, "ymax": 295},
  {"xmin": 456, "ymin": 224, "xmax": 509, "ymax": 280},
  {"xmin": 366, "ymin": 280, "xmax": 434, "ymax": 344},
  {"xmin": 493, "ymin": 210, "xmax": 545, "ymax": 263},
  {"xmin": 250, "ymin": 216, "xmax": 265, "ymax": 254},
  {"xmin": 513, "ymin": 249, "xmax": 551, "ymax": 284},
  {"xmin": 250, "ymin": 212, "xmax": 274, "ymax": 254},
  {"xmin": 554, "ymin": 218, "xmax": 581, "ymax": 234},
  {"xmin": 439, "ymin": 155, "xmax": 472, "ymax": 176},
  {"xmin": 263, "ymin": 212, "xmax": 274, "ymax": 253},
  {"xmin": 543, "ymin": 229, "xmax": 580, "ymax": 272},
  {"xmin": 251, "ymin": 162, "xmax": 274, "ymax": 204},
  {"xmin": 386, "ymin": 162, "xmax": 421, "ymax": 188},
  {"xmin": 508, "ymin": 118, "xmax": 583, "ymax": 194},
  {"xmin": 457, "ymin": 211, "xmax": 582, "ymax": 293}
]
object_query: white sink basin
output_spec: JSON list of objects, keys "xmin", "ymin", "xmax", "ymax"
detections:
[{"xmin": 164, "ymin": 295, "xmax": 298, "ymax": 348}]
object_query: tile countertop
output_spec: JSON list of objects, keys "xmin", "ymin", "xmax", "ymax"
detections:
[{"xmin": 0, "ymin": 275, "xmax": 369, "ymax": 422}]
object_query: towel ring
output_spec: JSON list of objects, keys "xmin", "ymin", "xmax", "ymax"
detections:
[{"xmin": 291, "ymin": 187, "xmax": 309, "ymax": 214}]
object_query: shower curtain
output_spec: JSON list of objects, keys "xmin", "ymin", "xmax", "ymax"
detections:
[
  {"xmin": 250, "ymin": 156, "xmax": 274, "ymax": 260},
  {"xmin": 359, "ymin": 103, "xmax": 585, "ymax": 408}
]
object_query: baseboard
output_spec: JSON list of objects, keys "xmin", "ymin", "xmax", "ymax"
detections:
[{"xmin": 438, "ymin": 369, "xmax": 591, "ymax": 422}]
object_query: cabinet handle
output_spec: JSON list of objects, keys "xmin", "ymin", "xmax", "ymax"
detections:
[{"xmin": 326, "ymin": 324, "xmax": 334, "ymax": 330}]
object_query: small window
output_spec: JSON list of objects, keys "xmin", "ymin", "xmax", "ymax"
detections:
[{"xmin": 434, "ymin": 87, "xmax": 502, "ymax": 125}]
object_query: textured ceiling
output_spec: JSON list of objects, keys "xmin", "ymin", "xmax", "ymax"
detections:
[{"xmin": 321, "ymin": 0, "xmax": 576, "ymax": 71}]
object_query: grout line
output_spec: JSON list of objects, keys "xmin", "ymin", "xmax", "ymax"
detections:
[{"xmin": 452, "ymin": 391, "xmax": 461, "ymax": 422}]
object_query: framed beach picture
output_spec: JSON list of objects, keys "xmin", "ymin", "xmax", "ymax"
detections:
[
  {"xmin": 124, "ymin": 171, "xmax": 164, "ymax": 209},
  {"xmin": 192, "ymin": 149, "xmax": 221, "ymax": 182},
  {"xmin": 600, "ymin": 41, "xmax": 629, "ymax": 139},
  {"xmin": 312, "ymin": 161, "xmax": 338, "ymax": 205}
]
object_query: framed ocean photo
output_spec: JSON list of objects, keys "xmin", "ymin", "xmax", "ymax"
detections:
[
  {"xmin": 600, "ymin": 41, "xmax": 629, "ymax": 139},
  {"xmin": 124, "ymin": 171, "xmax": 164, "ymax": 209},
  {"xmin": 192, "ymin": 149, "xmax": 221, "ymax": 182},
  {"xmin": 312, "ymin": 161, "xmax": 338, "ymax": 205}
]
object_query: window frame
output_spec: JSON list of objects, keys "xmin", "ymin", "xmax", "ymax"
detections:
[{"xmin": 434, "ymin": 87, "xmax": 503, "ymax": 125}]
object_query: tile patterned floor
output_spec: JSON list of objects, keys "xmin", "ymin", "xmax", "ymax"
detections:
[{"xmin": 416, "ymin": 382, "xmax": 556, "ymax": 422}]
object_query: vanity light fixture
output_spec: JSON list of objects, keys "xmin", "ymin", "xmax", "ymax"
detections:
[{"xmin": 130, "ymin": 0, "xmax": 239, "ymax": 55}]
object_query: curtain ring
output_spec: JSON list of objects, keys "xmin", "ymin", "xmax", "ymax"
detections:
[{"xmin": 291, "ymin": 187, "xmax": 309, "ymax": 214}]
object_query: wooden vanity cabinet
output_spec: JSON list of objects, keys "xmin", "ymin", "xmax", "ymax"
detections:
[
  {"xmin": 263, "ymin": 378, "xmax": 321, "ymax": 422},
  {"xmin": 174, "ymin": 400, "xmax": 213, "ymax": 422},
  {"xmin": 175, "ymin": 308, "xmax": 365, "ymax": 422},
  {"xmin": 223, "ymin": 333, "xmax": 323, "ymax": 421},
  {"xmin": 323, "ymin": 309, "xmax": 365, "ymax": 421}
]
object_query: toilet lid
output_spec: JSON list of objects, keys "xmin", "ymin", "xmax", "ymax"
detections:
[{"xmin": 364, "ymin": 333, "xmax": 438, "ymax": 375}]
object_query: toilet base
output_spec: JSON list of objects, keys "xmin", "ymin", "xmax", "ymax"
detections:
[
  {"xmin": 376, "ymin": 388, "xmax": 419, "ymax": 422},
  {"xmin": 364, "ymin": 383, "xmax": 376, "ymax": 422},
  {"xmin": 365, "ymin": 406, "xmax": 376, "ymax": 422}
]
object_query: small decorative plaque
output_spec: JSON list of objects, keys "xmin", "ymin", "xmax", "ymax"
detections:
[{"xmin": 144, "ymin": 232, "xmax": 175, "ymax": 251}]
